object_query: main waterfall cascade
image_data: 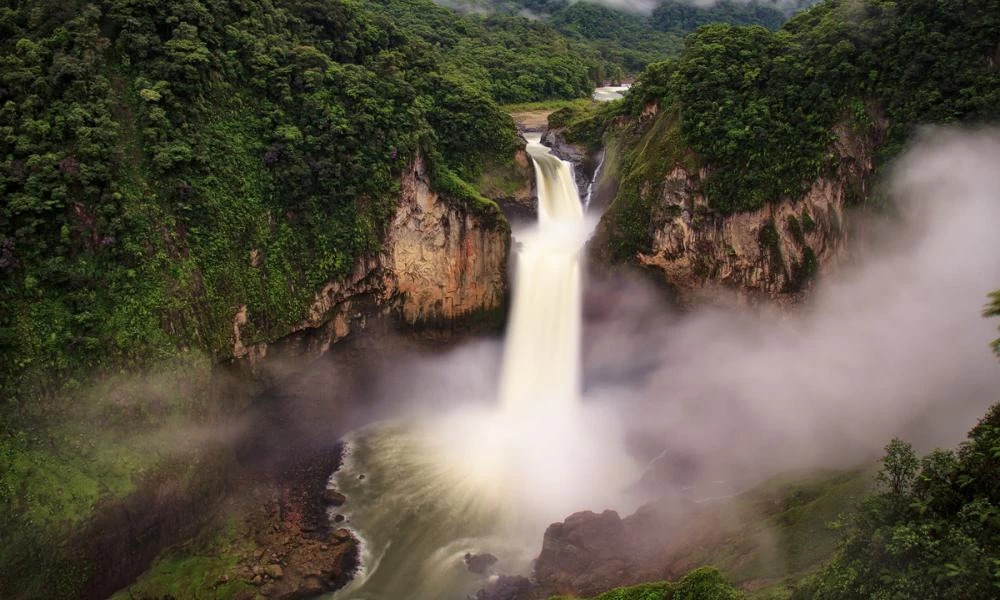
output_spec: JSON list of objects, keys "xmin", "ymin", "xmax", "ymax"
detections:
[
  {"xmin": 499, "ymin": 133, "xmax": 586, "ymax": 413},
  {"xmin": 327, "ymin": 135, "xmax": 636, "ymax": 600}
]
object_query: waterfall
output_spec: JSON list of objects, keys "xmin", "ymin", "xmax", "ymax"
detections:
[
  {"xmin": 327, "ymin": 134, "xmax": 633, "ymax": 600},
  {"xmin": 498, "ymin": 134, "xmax": 585, "ymax": 413}
]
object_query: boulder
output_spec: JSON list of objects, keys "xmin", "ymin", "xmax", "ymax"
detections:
[
  {"xmin": 322, "ymin": 489, "xmax": 346, "ymax": 506},
  {"xmin": 463, "ymin": 552, "xmax": 499, "ymax": 574}
]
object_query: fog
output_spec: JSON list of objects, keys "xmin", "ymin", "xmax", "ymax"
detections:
[
  {"xmin": 353, "ymin": 127, "xmax": 1000, "ymax": 527},
  {"xmin": 580, "ymin": 127, "xmax": 1000, "ymax": 491},
  {"xmin": 87, "ymin": 126, "xmax": 997, "ymax": 600}
]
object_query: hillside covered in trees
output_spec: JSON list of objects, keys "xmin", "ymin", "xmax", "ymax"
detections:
[
  {"xmin": 582, "ymin": 0, "xmax": 999, "ymax": 262},
  {"xmin": 0, "ymin": 0, "xmax": 593, "ymax": 596},
  {"xmin": 435, "ymin": 0, "xmax": 800, "ymax": 77}
]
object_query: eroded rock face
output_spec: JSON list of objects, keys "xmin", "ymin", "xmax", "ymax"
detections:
[
  {"xmin": 232, "ymin": 155, "xmax": 510, "ymax": 366},
  {"xmin": 597, "ymin": 112, "xmax": 886, "ymax": 305},
  {"xmin": 392, "ymin": 156, "xmax": 508, "ymax": 324}
]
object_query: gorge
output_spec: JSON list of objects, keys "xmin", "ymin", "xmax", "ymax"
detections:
[{"xmin": 3, "ymin": 0, "xmax": 1000, "ymax": 599}]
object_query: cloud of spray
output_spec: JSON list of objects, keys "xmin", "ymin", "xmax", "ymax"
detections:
[
  {"xmin": 582, "ymin": 127, "xmax": 1000, "ymax": 492},
  {"xmin": 349, "ymin": 128, "xmax": 1000, "ymax": 539}
]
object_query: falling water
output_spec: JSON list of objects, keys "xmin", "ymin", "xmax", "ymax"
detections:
[
  {"xmin": 326, "ymin": 134, "xmax": 632, "ymax": 600},
  {"xmin": 499, "ymin": 134, "xmax": 586, "ymax": 413}
]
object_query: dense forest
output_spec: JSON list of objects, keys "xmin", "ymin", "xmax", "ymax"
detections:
[
  {"xmin": 2, "ymin": 0, "xmax": 999, "ymax": 598},
  {"xmin": 437, "ymin": 0, "xmax": 797, "ymax": 77},
  {"xmin": 0, "ymin": 0, "xmax": 571, "ymax": 595},
  {"xmin": 583, "ymin": 0, "xmax": 999, "ymax": 259}
]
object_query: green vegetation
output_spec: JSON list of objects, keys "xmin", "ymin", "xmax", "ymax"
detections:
[
  {"xmin": 596, "ymin": 108, "xmax": 692, "ymax": 262},
  {"xmin": 670, "ymin": 468, "xmax": 874, "ymax": 596},
  {"xmin": 795, "ymin": 403, "xmax": 1000, "ymax": 598},
  {"xmin": 0, "ymin": 0, "xmax": 536, "ymax": 416},
  {"xmin": 501, "ymin": 98, "xmax": 598, "ymax": 114},
  {"xmin": 0, "ymin": 0, "xmax": 557, "ymax": 595},
  {"xmin": 651, "ymin": 1, "xmax": 785, "ymax": 34},
  {"xmin": 614, "ymin": 0, "xmax": 999, "ymax": 216},
  {"xmin": 758, "ymin": 219, "xmax": 786, "ymax": 277},
  {"xmin": 430, "ymin": 0, "xmax": 797, "ymax": 79},
  {"xmin": 371, "ymin": 0, "xmax": 599, "ymax": 103},
  {"xmin": 109, "ymin": 517, "xmax": 258, "ymax": 600},
  {"xmin": 551, "ymin": 566, "xmax": 743, "ymax": 600},
  {"xmin": 987, "ymin": 291, "xmax": 1000, "ymax": 356}
]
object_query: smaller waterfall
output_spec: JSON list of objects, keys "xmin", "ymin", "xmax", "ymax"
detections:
[{"xmin": 498, "ymin": 134, "xmax": 586, "ymax": 413}]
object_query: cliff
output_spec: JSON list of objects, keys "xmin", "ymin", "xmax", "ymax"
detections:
[
  {"xmin": 232, "ymin": 155, "xmax": 511, "ymax": 367},
  {"xmin": 591, "ymin": 104, "xmax": 886, "ymax": 304}
]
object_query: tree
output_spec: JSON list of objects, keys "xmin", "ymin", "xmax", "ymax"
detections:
[
  {"xmin": 986, "ymin": 290, "xmax": 1000, "ymax": 357},
  {"xmin": 876, "ymin": 438, "xmax": 919, "ymax": 497}
]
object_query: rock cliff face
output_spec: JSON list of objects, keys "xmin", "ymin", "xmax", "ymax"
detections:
[
  {"xmin": 232, "ymin": 155, "xmax": 511, "ymax": 365},
  {"xmin": 593, "ymin": 106, "xmax": 886, "ymax": 304}
]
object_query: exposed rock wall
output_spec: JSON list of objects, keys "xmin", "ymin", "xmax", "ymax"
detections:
[
  {"xmin": 594, "ymin": 107, "xmax": 886, "ymax": 305},
  {"xmin": 232, "ymin": 155, "xmax": 510, "ymax": 366}
]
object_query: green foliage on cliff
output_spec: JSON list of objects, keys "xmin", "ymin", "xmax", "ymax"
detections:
[
  {"xmin": 794, "ymin": 402, "xmax": 1000, "ymax": 599},
  {"xmin": 0, "ymin": 2, "xmax": 529, "ymax": 591},
  {"xmin": 0, "ymin": 0, "xmax": 528, "ymax": 416},
  {"xmin": 550, "ymin": 567, "xmax": 744, "ymax": 600},
  {"xmin": 596, "ymin": 108, "xmax": 691, "ymax": 263},
  {"xmin": 618, "ymin": 0, "xmax": 1000, "ymax": 215},
  {"xmin": 108, "ymin": 517, "xmax": 257, "ymax": 600}
]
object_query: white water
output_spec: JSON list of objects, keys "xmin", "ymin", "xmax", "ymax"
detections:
[
  {"xmin": 327, "ymin": 135, "xmax": 635, "ymax": 600},
  {"xmin": 593, "ymin": 84, "xmax": 631, "ymax": 102},
  {"xmin": 499, "ymin": 134, "xmax": 586, "ymax": 413}
]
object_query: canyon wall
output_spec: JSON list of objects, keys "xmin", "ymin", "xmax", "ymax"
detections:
[
  {"xmin": 232, "ymin": 154, "xmax": 511, "ymax": 366},
  {"xmin": 589, "ymin": 104, "xmax": 886, "ymax": 305}
]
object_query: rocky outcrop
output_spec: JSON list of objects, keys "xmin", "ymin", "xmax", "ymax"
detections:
[
  {"xmin": 464, "ymin": 552, "xmax": 499, "ymax": 574},
  {"xmin": 475, "ymin": 575, "xmax": 535, "ymax": 600},
  {"xmin": 542, "ymin": 128, "xmax": 600, "ymax": 200},
  {"xmin": 393, "ymin": 157, "xmax": 509, "ymax": 324},
  {"xmin": 535, "ymin": 510, "xmax": 651, "ymax": 596},
  {"xmin": 520, "ymin": 468, "xmax": 869, "ymax": 599},
  {"xmin": 594, "ymin": 107, "xmax": 887, "ymax": 305},
  {"xmin": 489, "ymin": 148, "xmax": 538, "ymax": 222},
  {"xmin": 232, "ymin": 154, "xmax": 510, "ymax": 367}
]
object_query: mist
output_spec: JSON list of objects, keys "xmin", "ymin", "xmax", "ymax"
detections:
[
  {"xmin": 582, "ymin": 127, "xmax": 1000, "ymax": 491},
  {"xmin": 353, "ymin": 127, "xmax": 1000, "ymax": 524}
]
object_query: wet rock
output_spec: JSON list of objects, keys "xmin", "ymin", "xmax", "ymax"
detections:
[
  {"xmin": 332, "ymin": 528, "xmax": 352, "ymax": 542},
  {"xmin": 534, "ymin": 510, "xmax": 649, "ymax": 597},
  {"xmin": 266, "ymin": 564, "xmax": 284, "ymax": 579},
  {"xmin": 464, "ymin": 552, "xmax": 499, "ymax": 574},
  {"xmin": 475, "ymin": 575, "xmax": 533, "ymax": 600},
  {"xmin": 323, "ymin": 489, "xmax": 347, "ymax": 506}
]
